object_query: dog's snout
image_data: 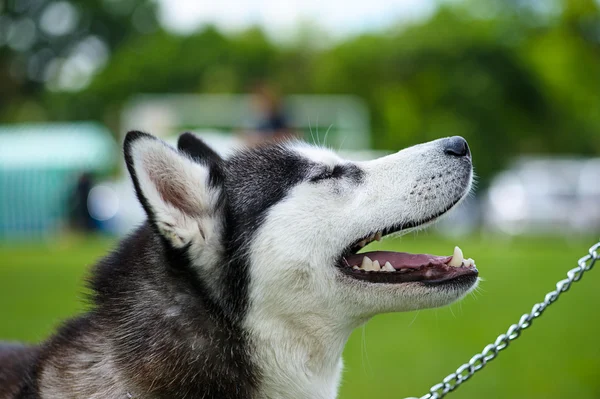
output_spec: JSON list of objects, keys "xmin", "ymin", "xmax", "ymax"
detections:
[{"xmin": 443, "ymin": 136, "xmax": 470, "ymax": 158}]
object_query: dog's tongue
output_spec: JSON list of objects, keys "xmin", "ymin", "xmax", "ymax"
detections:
[{"xmin": 344, "ymin": 251, "xmax": 451, "ymax": 269}]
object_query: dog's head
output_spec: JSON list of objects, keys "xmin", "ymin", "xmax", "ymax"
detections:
[{"xmin": 124, "ymin": 131, "xmax": 477, "ymax": 328}]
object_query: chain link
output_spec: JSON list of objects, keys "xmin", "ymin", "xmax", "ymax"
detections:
[{"xmin": 408, "ymin": 240, "xmax": 600, "ymax": 399}]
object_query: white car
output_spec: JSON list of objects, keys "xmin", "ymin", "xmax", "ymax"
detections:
[{"xmin": 484, "ymin": 157, "xmax": 600, "ymax": 235}]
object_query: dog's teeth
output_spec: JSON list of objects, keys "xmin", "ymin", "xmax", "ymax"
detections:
[
  {"xmin": 375, "ymin": 231, "xmax": 382, "ymax": 241},
  {"xmin": 383, "ymin": 262, "xmax": 395, "ymax": 272},
  {"xmin": 448, "ymin": 246, "xmax": 464, "ymax": 267},
  {"xmin": 463, "ymin": 258, "xmax": 475, "ymax": 268},
  {"xmin": 361, "ymin": 256, "xmax": 374, "ymax": 270},
  {"xmin": 372, "ymin": 260, "xmax": 381, "ymax": 271},
  {"xmin": 358, "ymin": 240, "xmax": 367, "ymax": 248},
  {"xmin": 353, "ymin": 265, "xmax": 360, "ymax": 270}
]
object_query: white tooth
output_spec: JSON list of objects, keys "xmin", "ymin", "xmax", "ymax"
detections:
[
  {"xmin": 464, "ymin": 258, "xmax": 475, "ymax": 268},
  {"xmin": 375, "ymin": 231, "xmax": 382, "ymax": 241},
  {"xmin": 353, "ymin": 265, "xmax": 360, "ymax": 270},
  {"xmin": 383, "ymin": 262, "xmax": 395, "ymax": 272},
  {"xmin": 448, "ymin": 246, "xmax": 464, "ymax": 267},
  {"xmin": 372, "ymin": 260, "xmax": 381, "ymax": 271},
  {"xmin": 361, "ymin": 256, "xmax": 374, "ymax": 270}
]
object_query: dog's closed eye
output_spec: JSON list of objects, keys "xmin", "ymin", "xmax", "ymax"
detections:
[
  {"xmin": 309, "ymin": 165, "xmax": 346, "ymax": 182},
  {"xmin": 310, "ymin": 164, "xmax": 364, "ymax": 184}
]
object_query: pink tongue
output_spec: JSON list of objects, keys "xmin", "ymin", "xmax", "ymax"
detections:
[{"xmin": 344, "ymin": 251, "xmax": 451, "ymax": 270}]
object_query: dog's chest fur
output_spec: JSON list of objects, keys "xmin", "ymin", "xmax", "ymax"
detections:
[{"xmin": 249, "ymin": 321, "xmax": 347, "ymax": 399}]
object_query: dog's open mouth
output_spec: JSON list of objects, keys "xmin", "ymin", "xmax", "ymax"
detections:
[{"xmin": 339, "ymin": 232, "xmax": 478, "ymax": 285}]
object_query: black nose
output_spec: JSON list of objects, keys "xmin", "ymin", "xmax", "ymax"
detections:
[{"xmin": 443, "ymin": 136, "xmax": 470, "ymax": 158}]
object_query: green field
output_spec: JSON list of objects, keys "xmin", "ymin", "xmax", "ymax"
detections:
[{"xmin": 1, "ymin": 234, "xmax": 599, "ymax": 398}]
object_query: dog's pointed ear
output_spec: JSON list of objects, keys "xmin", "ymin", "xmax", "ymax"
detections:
[
  {"xmin": 124, "ymin": 131, "xmax": 223, "ymax": 248},
  {"xmin": 177, "ymin": 132, "xmax": 222, "ymax": 166}
]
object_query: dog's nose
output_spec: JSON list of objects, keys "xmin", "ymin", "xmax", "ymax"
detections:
[{"xmin": 443, "ymin": 136, "xmax": 470, "ymax": 158}]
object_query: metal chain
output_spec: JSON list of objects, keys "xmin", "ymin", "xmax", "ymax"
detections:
[{"xmin": 408, "ymin": 239, "xmax": 600, "ymax": 399}]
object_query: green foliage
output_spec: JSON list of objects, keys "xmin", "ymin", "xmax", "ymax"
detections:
[
  {"xmin": 0, "ymin": 0, "xmax": 159, "ymax": 112},
  {"xmin": 1, "ymin": 0, "xmax": 599, "ymax": 184}
]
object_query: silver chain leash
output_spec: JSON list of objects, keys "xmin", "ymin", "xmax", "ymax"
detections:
[{"xmin": 408, "ymin": 239, "xmax": 600, "ymax": 399}]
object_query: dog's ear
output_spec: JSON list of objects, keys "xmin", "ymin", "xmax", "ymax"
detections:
[
  {"xmin": 177, "ymin": 132, "xmax": 226, "ymax": 190},
  {"xmin": 124, "ymin": 131, "xmax": 223, "ymax": 248},
  {"xmin": 177, "ymin": 132, "xmax": 222, "ymax": 166}
]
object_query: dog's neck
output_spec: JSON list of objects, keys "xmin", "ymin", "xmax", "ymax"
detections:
[{"xmin": 245, "ymin": 308, "xmax": 365, "ymax": 399}]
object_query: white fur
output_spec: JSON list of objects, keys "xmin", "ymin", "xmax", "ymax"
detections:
[{"xmin": 243, "ymin": 139, "xmax": 475, "ymax": 398}]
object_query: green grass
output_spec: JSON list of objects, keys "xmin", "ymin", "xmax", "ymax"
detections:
[{"xmin": 1, "ymin": 233, "xmax": 599, "ymax": 398}]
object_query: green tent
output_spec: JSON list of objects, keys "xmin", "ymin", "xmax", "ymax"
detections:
[{"xmin": 0, "ymin": 122, "xmax": 117, "ymax": 239}]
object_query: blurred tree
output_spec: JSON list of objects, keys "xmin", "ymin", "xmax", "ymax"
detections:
[
  {"xmin": 44, "ymin": 26, "xmax": 279, "ymax": 123},
  {"xmin": 0, "ymin": 0, "xmax": 159, "ymax": 120},
  {"xmin": 1, "ymin": 0, "xmax": 599, "ymax": 185}
]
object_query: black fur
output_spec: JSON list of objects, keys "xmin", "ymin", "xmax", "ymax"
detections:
[
  {"xmin": 91, "ymin": 225, "xmax": 258, "ymax": 398},
  {"xmin": 9, "ymin": 225, "xmax": 258, "ymax": 398},
  {"xmin": 218, "ymin": 143, "xmax": 313, "ymax": 319},
  {"xmin": 0, "ymin": 344, "xmax": 39, "ymax": 399}
]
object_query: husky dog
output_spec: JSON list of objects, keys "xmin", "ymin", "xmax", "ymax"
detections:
[{"xmin": 0, "ymin": 132, "xmax": 478, "ymax": 399}]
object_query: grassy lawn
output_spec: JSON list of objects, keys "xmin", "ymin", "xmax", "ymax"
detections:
[{"xmin": 1, "ymin": 233, "xmax": 599, "ymax": 398}]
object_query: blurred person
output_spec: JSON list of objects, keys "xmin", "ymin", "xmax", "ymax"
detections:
[
  {"xmin": 70, "ymin": 172, "xmax": 96, "ymax": 232},
  {"xmin": 243, "ymin": 82, "xmax": 298, "ymax": 145}
]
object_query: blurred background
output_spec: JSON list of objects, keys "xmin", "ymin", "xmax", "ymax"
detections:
[{"xmin": 1, "ymin": 0, "xmax": 599, "ymax": 397}]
